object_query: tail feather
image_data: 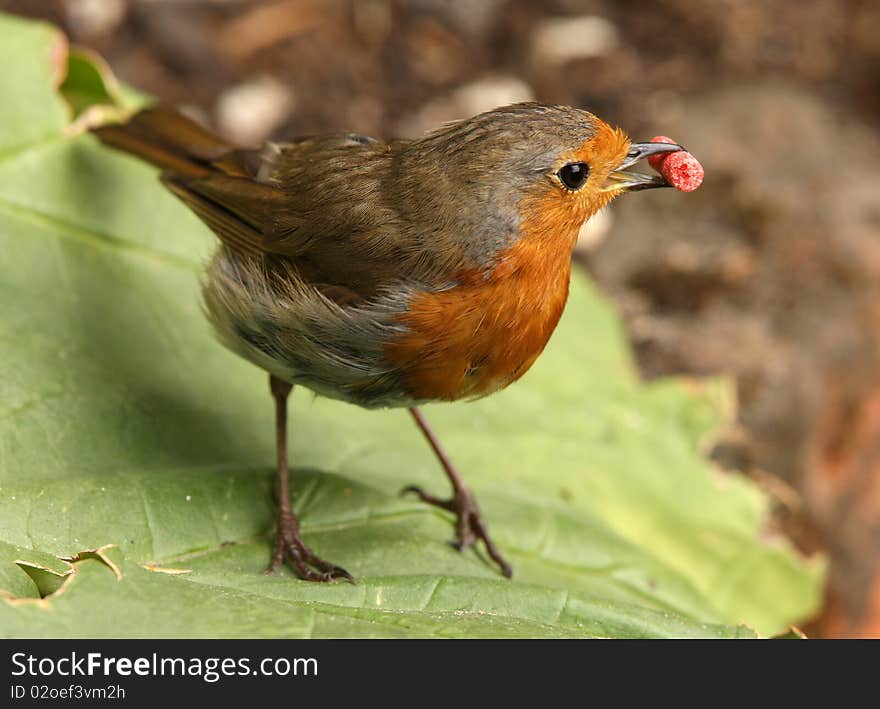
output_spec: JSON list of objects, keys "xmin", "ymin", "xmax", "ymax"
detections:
[
  {"xmin": 93, "ymin": 106, "xmax": 280, "ymax": 256},
  {"xmin": 93, "ymin": 106, "xmax": 232, "ymax": 176}
]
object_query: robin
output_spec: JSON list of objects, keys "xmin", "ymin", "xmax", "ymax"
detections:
[{"xmin": 94, "ymin": 102, "xmax": 685, "ymax": 582}]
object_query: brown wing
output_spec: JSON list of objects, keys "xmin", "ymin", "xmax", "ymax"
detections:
[{"xmin": 94, "ymin": 108, "xmax": 435, "ymax": 301}]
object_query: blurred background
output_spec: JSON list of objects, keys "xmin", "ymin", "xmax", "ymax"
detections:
[{"xmin": 3, "ymin": 0, "xmax": 878, "ymax": 638}]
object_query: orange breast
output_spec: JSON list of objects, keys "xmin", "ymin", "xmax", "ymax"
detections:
[{"xmin": 385, "ymin": 216, "xmax": 579, "ymax": 402}]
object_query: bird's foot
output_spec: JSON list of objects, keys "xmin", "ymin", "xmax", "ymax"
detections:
[
  {"xmin": 266, "ymin": 510, "xmax": 353, "ymax": 583},
  {"xmin": 402, "ymin": 484, "xmax": 513, "ymax": 578}
]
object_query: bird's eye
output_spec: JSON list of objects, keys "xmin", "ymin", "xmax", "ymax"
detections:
[{"xmin": 557, "ymin": 162, "xmax": 590, "ymax": 190}]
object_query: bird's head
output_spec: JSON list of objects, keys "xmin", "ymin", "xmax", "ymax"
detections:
[{"xmin": 403, "ymin": 102, "xmax": 682, "ymax": 256}]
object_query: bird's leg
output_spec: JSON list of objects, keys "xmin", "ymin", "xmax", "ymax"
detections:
[
  {"xmin": 266, "ymin": 375, "xmax": 352, "ymax": 582},
  {"xmin": 402, "ymin": 407, "xmax": 513, "ymax": 578}
]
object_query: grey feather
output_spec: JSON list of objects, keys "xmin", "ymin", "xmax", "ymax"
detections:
[{"xmin": 203, "ymin": 248, "xmax": 422, "ymax": 408}]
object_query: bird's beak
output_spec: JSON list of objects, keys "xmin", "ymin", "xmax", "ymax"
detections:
[{"xmin": 604, "ymin": 141, "xmax": 684, "ymax": 192}]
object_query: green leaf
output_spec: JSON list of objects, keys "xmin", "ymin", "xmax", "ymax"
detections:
[
  {"xmin": 0, "ymin": 14, "xmax": 69, "ymax": 155},
  {"xmin": 59, "ymin": 46, "xmax": 149, "ymax": 127},
  {"xmin": 0, "ymin": 13, "xmax": 824, "ymax": 638}
]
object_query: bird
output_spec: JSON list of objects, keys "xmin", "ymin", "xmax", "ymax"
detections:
[{"xmin": 94, "ymin": 102, "xmax": 684, "ymax": 582}]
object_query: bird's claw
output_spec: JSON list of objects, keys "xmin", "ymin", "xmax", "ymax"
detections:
[
  {"xmin": 268, "ymin": 510, "xmax": 354, "ymax": 583},
  {"xmin": 402, "ymin": 484, "xmax": 513, "ymax": 578}
]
